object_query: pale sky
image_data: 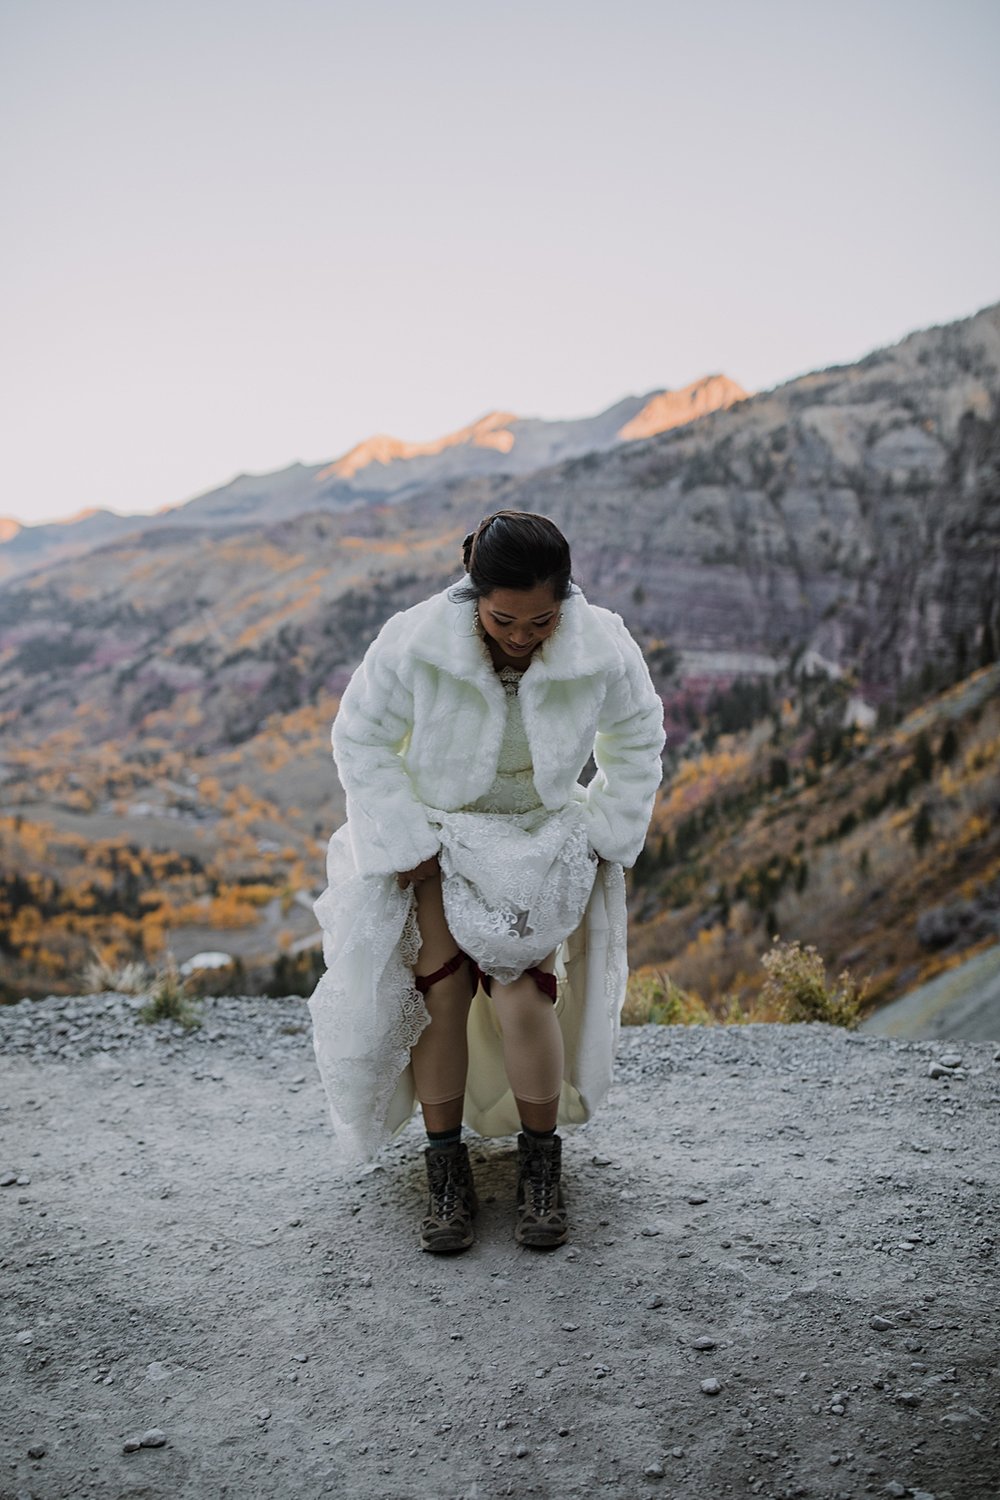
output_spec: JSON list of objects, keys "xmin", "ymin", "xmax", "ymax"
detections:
[{"xmin": 2, "ymin": 0, "xmax": 997, "ymax": 528}]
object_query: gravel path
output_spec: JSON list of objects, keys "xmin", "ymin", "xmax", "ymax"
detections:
[{"xmin": 2, "ymin": 993, "xmax": 999, "ymax": 1500}]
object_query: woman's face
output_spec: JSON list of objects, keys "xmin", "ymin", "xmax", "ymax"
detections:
[{"xmin": 477, "ymin": 583, "xmax": 562, "ymax": 665}]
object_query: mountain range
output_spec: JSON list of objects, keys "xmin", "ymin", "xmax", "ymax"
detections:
[
  {"xmin": 1, "ymin": 299, "xmax": 998, "ymax": 1005},
  {"xmin": 0, "ymin": 373, "xmax": 747, "ymax": 584}
]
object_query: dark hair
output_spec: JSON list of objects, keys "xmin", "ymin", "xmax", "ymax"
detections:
[{"xmin": 450, "ymin": 510, "xmax": 573, "ymax": 602}]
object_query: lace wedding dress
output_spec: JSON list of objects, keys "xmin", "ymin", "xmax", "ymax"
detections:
[{"xmin": 307, "ymin": 664, "xmax": 629, "ymax": 1166}]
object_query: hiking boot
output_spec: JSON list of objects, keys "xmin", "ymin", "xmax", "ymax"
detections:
[
  {"xmin": 420, "ymin": 1141, "xmax": 478, "ymax": 1253},
  {"xmin": 515, "ymin": 1131, "xmax": 568, "ymax": 1248}
]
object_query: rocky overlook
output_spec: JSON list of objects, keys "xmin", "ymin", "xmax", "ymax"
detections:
[{"xmin": 3, "ymin": 997, "xmax": 998, "ymax": 1498}]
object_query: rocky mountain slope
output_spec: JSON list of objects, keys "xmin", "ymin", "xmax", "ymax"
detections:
[{"xmin": 1, "ymin": 301, "xmax": 998, "ymax": 1006}]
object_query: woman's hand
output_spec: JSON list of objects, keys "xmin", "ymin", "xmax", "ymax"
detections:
[{"xmin": 395, "ymin": 854, "xmax": 440, "ymax": 890}]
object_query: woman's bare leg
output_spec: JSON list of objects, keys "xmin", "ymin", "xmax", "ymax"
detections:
[
  {"xmin": 408, "ymin": 871, "xmax": 476, "ymax": 1132},
  {"xmin": 489, "ymin": 950, "xmax": 563, "ymax": 1131}
]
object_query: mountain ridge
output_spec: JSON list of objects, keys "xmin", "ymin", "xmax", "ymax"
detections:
[{"xmin": 0, "ymin": 373, "xmax": 748, "ymax": 584}]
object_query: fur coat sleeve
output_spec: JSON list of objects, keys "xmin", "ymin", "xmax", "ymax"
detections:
[
  {"xmin": 330, "ymin": 613, "xmax": 443, "ymax": 879},
  {"xmin": 580, "ymin": 612, "xmax": 666, "ymax": 868}
]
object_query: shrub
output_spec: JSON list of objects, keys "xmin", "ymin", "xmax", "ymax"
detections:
[
  {"xmin": 622, "ymin": 970, "xmax": 716, "ymax": 1026},
  {"xmin": 80, "ymin": 945, "xmax": 152, "ymax": 996},
  {"xmin": 137, "ymin": 953, "xmax": 202, "ymax": 1030},
  {"xmin": 758, "ymin": 936, "xmax": 869, "ymax": 1028}
]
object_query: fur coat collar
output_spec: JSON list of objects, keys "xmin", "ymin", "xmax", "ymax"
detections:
[{"xmin": 401, "ymin": 578, "xmax": 623, "ymax": 692}]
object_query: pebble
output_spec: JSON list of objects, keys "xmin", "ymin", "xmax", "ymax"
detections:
[
  {"xmin": 514, "ymin": 1444, "xmax": 529, "ymax": 1458},
  {"xmin": 140, "ymin": 1427, "xmax": 167, "ymax": 1447},
  {"xmin": 940, "ymin": 1053, "xmax": 962, "ymax": 1068},
  {"xmin": 693, "ymin": 1336, "xmax": 716, "ymax": 1350},
  {"xmin": 687, "ymin": 1193, "xmax": 708, "ymax": 1205},
  {"xmin": 644, "ymin": 1461, "xmax": 665, "ymax": 1478},
  {"xmin": 27, "ymin": 1444, "xmax": 46, "ymax": 1459},
  {"xmin": 1, "ymin": 1171, "xmax": 18, "ymax": 1187},
  {"xmin": 884, "ymin": 1484, "xmax": 907, "ymax": 1498},
  {"xmin": 640, "ymin": 1225, "xmax": 661, "ymax": 1237},
  {"xmin": 645, "ymin": 1295, "xmax": 664, "ymax": 1310},
  {"xmin": 700, "ymin": 1378, "xmax": 721, "ymax": 1395},
  {"xmin": 869, "ymin": 1315, "xmax": 894, "ymax": 1332},
  {"xmin": 122, "ymin": 1439, "xmax": 142, "ymax": 1454},
  {"xmin": 16, "ymin": 1330, "xmax": 34, "ymax": 1345},
  {"xmin": 895, "ymin": 1391, "xmax": 921, "ymax": 1407}
]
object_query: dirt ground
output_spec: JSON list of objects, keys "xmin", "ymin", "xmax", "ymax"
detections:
[{"xmin": 2, "ymin": 996, "xmax": 998, "ymax": 1500}]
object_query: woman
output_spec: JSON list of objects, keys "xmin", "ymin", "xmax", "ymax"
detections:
[{"xmin": 307, "ymin": 510, "xmax": 665, "ymax": 1253}]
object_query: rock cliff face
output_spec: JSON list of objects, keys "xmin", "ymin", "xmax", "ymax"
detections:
[{"xmin": 444, "ymin": 301, "xmax": 1000, "ymax": 697}]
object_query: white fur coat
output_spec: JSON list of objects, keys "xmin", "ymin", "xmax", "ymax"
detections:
[{"xmin": 331, "ymin": 578, "xmax": 666, "ymax": 875}]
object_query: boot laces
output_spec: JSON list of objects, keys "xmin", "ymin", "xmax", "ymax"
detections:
[
  {"xmin": 429, "ymin": 1152, "xmax": 463, "ymax": 1218},
  {"xmin": 526, "ymin": 1147, "xmax": 558, "ymax": 1214}
]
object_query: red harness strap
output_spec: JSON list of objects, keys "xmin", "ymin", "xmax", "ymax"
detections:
[
  {"xmin": 474, "ymin": 963, "xmax": 557, "ymax": 1004},
  {"xmin": 414, "ymin": 949, "xmax": 474, "ymax": 994},
  {"xmin": 414, "ymin": 950, "xmax": 557, "ymax": 1004}
]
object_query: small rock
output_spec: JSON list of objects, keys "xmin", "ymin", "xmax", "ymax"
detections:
[
  {"xmin": 591, "ymin": 1156, "xmax": 612, "ymax": 1166},
  {"xmin": 16, "ymin": 1174, "xmax": 30, "ymax": 1185},
  {"xmin": 870, "ymin": 1315, "xmax": 894, "ymax": 1332},
  {"xmin": 939, "ymin": 1053, "xmax": 962, "ymax": 1068},
  {"xmin": 256, "ymin": 1407, "xmax": 271, "ymax": 1421},
  {"xmin": 16, "ymin": 1330, "xmax": 33, "ymax": 1345},
  {"xmin": 700, "ymin": 1377, "xmax": 721, "ymax": 1395},
  {"xmin": 122, "ymin": 1439, "xmax": 142, "ymax": 1454},
  {"xmin": 687, "ymin": 1193, "xmax": 708, "ymax": 1205},
  {"xmin": 644, "ymin": 1460, "xmax": 665, "ymax": 1478},
  {"xmin": 561, "ymin": 1323, "xmax": 579, "ymax": 1332},
  {"xmin": 640, "ymin": 1225, "xmax": 661, "ymax": 1237},
  {"xmin": 645, "ymin": 1294, "xmax": 664, "ymax": 1310},
  {"xmin": 895, "ymin": 1391, "xmax": 921, "ymax": 1407},
  {"xmin": 27, "ymin": 1444, "xmax": 46, "ymax": 1459},
  {"xmin": 884, "ymin": 1484, "xmax": 907, "ymax": 1498},
  {"xmin": 693, "ymin": 1336, "xmax": 716, "ymax": 1350},
  {"xmin": 514, "ymin": 1443, "xmax": 529, "ymax": 1457},
  {"xmin": 140, "ymin": 1427, "xmax": 167, "ymax": 1447},
  {"xmin": 1, "ymin": 1171, "xmax": 18, "ymax": 1186},
  {"xmin": 671, "ymin": 1446, "xmax": 685, "ymax": 1458}
]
